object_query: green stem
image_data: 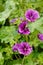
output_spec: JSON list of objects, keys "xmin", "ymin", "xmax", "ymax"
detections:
[
  {"xmin": 18, "ymin": 54, "xmax": 21, "ymax": 59},
  {"xmin": 15, "ymin": 54, "xmax": 18, "ymax": 59},
  {"xmin": 15, "ymin": 54, "xmax": 21, "ymax": 60},
  {"xmin": 21, "ymin": 56, "xmax": 25, "ymax": 65},
  {"xmin": 25, "ymin": 35, "xmax": 28, "ymax": 42}
]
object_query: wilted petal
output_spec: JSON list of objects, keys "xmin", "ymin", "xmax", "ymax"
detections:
[
  {"xmin": 10, "ymin": 18, "xmax": 18, "ymax": 23},
  {"xmin": 20, "ymin": 17, "xmax": 24, "ymax": 21}
]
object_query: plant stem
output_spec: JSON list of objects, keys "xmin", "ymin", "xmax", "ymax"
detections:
[
  {"xmin": 15, "ymin": 54, "xmax": 18, "ymax": 59},
  {"xmin": 21, "ymin": 56, "xmax": 25, "ymax": 65},
  {"xmin": 18, "ymin": 54, "xmax": 21, "ymax": 59},
  {"xmin": 25, "ymin": 35, "xmax": 28, "ymax": 42}
]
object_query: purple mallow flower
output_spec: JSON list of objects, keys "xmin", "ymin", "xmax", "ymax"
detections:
[
  {"xmin": 12, "ymin": 42, "xmax": 32, "ymax": 55},
  {"xmin": 38, "ymin": 33, "xmax": 43, "ymax": 41},
  {"xmin": 18, "ymin": 20, "xmax": 30, "ymax": 35},
  {"xmin": 18, "ymin": 42, "xmax": 32, "ymax": 55},
  {"xmin": 25, "ymin": 9, "xmax": 40, "ymax": 22},
  {"xmin": 12, "ymin": 43, "xmax": 20, "ymax": 52}
]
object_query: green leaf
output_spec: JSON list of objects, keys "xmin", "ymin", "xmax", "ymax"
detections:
[
  {"xmin": 0, "ymin": 0, "xmax": 15, "ymax": 24},
  {"xmin": 2, "ymin": 47, "xmax": 13, "ymax": 60},
  {"xmin": 0, "ymin": 26, "xmax": 20, "ymax": 45},
  {"xmin": 39, "ymin": 43, "xmax": 43, "ymax": 48},
  {"xmin": 25, "ymin": 60, "xmax": 36, "ymax": 65},
  {"xmin": 4, "ymin": 59, "xmax": 22, "ymax": 65},
  {"xmin": 37, "ymin": 26, "xmax": 43, "ymax": 33},
  {"xmin": 24, "ymin": 52, "xmax": 39, "ymax": 65},
  {"xmin": 38, "ymin": 52, "xmax": 43, "ymax": 64},
  {"xmin": 25, "ymin": 54, "xmax": 37, "ymax": 65},
  {"xmin": 28, "ymin": 30, "xmax": 41, "ymax": 47},
  {"xmin": 28, "ymin": 17, "xmax": 43, "ymax": 32}
]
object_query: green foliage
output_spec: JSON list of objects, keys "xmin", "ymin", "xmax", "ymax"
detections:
[
  {"xmin": 24, "ymin": 51, "xmax": 43, "ymax": 65},
  {"xmin": 0, "ymin": 0, "xmax": 43, "ymax": 65},
  {"xmin": 4, "ymin": 59, "xmax": 22, "ymax": 65},
  {"xmin": 0, "ymin": 52, "xmax": 4, "ymax": 65},
  {"xmin": 0, "ymin": 26, "xmax": 20, "ymax": 45},
  {"xmin": 38, "ymin": 52, "xmax": 43, "ymax": 64},
  {"xmin": 0, "ymin": 0, "xmax": 15, "ymax": 24},
  {"xmin": 28, "ymin": 17, "xmax": 43, "ymax": 33}
]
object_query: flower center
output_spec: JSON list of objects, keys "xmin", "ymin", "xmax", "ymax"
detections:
[
  {"xmin": 30, "ymin": 16, "xmax": 33, "ymax": 18},
  {"xmin": 24, "ymin": 48, "xmax": 27, "ymax": 51}
]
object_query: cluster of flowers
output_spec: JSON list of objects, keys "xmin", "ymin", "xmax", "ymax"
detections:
[
  {"xmin": 12, "ymin": 42, "xmax": 32, "ymax": 55},
  {"xmin": 11, "ymin": 9, "xmax": 43, "ymax": 56}
]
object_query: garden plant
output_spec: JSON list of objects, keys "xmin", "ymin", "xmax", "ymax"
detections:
[{"xmin": 0, "ymin": 0, "xmax": 43, "ymax": 65}]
